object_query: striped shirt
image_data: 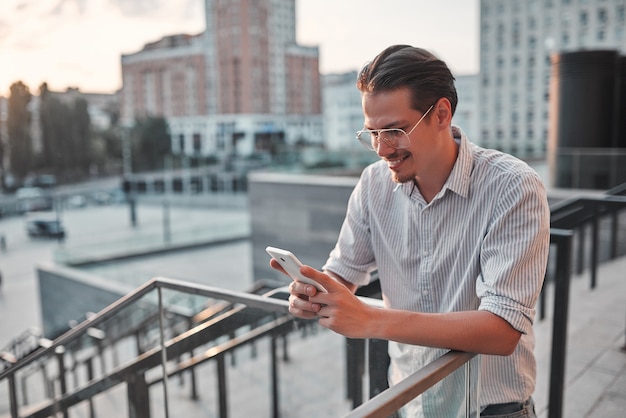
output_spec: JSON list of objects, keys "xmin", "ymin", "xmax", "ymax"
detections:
[{"xmin": 323, "ymin": 127, "xmax": 550, "ymax": 417}]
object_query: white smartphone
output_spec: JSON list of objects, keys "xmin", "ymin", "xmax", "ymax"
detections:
[{"xmin": 265, "ymin": 246, "xmax": 327, "ymax": 292}]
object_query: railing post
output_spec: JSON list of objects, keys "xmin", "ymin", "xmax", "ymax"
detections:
[
  {"xmin": 590, "ymin": 206, "xmax": 599, "ymax": 289},
  {"xmin": 271, "ymin": 335, "xmax": 280, "ymax": 418},
  {"xmin": 368, "ymin": 339, "xmax": 390, "ymax": 399},
  {"xmin": 539, "ymin": 272, "xmax": 547, "ymax": 321},
  {"xmin": 86, "ymin": 358, "xmax": 95, "ymax": 418},
  {"xmin": 548, "ymin": 229, "xmax": 573, "ymax": 418},
  {"xmin": 346, "ymin": 338, "xmax": 365, "ymax": 408},
  {"xmin": 8, "ymin": 373, "xmax": 18, "ymax": 418},
  {"xmin": 217, "ymin": 354, "xmax": 228, "ymax": 418},
  {"xmin": 575, "ymin": 226, "xmax": 585, "ymax": 275},
  {"xmin": 157, "ymin": 287, "xmax": 170, "ymax": 418},
  {"xmin": 126, "ymin": 372, "xmax": 150, "ymax": 418},
  {"xmin": 55, "ymin": 345, "xmax": 69, "ymax": 418}
]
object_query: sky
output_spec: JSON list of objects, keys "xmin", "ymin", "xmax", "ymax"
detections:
[{"xmin": 0, "ymin": 0, "xmax": 480, "ymax": 97}]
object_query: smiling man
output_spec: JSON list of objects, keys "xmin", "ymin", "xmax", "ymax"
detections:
[{"xmin": 272, "ymin": 45, "xmax": 550, "ymax": 417}]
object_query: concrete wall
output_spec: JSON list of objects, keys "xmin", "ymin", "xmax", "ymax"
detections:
[
  {"xmin": 248, "ymin": 171, "xmax": 359, "ymax": 284},
  {"xmin": 37, "ymin": 262, "xmax": 131, "ymax": 339}
]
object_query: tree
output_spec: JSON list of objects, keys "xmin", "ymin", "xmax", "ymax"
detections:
[
  {"xmin": 70, "ymin": 97, "xmax": 91, "ymax": 175},
  {"xmin": 7, "ymin": 81, "xmax": 33, "ymax": 180},
  {"xmin": 38, "ymin": 84, "xmax": 93, "ymax": 181},
  {"xmin": 39, "ymin": 83, "xmax": 72, "ymax": 178},
  {"xmin": 131, "ymin": 116, "xmax": 171, "ymax": 172}
]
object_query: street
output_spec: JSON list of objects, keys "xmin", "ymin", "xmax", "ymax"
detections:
[{"xmin": 0, "ymin": 197, "xmax": 253, "ymax": 349}]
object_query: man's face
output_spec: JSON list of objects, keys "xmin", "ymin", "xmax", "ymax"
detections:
[{"xmin": 361, "ymin": 88, "xmax": 437, "ymax": 184}]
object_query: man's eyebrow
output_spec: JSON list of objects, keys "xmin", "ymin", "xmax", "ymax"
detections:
[{"xmin": 364, "ymin": 121, "xmax": 406, "ymax": 130}]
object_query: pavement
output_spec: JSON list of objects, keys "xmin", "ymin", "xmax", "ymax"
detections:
[{"xmin": 0, "ymin": 193, "xmax": 625, "ymax": 417}]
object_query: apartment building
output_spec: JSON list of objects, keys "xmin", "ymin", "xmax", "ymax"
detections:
[
  {"xmin": 120, "ymin": 0, "xmax": 322, "ymax": 159},
  {"xmin": 479, "ymin": 0, "xmax": 626, "ymax": 159}
]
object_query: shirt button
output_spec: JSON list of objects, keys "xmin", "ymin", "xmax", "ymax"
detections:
[{"xmin": 422, "ymin": 289, "xmax": 429, "ymax": 296}]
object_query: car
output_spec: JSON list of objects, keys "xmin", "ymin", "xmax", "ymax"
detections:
[
  {"xmin": 26, "ymin": 215, "xmax": 66, "ymax": 239},
  {"xmin": 16, "ymin": 187, "xmax": 53, "ymax": 213}
]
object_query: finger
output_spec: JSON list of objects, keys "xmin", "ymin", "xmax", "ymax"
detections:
[
  {"xmin": 269, "ymin": 258, "xmax": 287, "ymax": 275},
  {"xmin": 300, "ymin": 266, "xmax": 344, "ymax": 292},
  {"xmin": 288, "ymin": 294, "xmax": 321, "ymax": 319},
  {"xmin": 289, "ymin": 280, "xmax": 317, "ymax": 297}
]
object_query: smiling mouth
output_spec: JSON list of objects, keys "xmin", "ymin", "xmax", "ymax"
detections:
[{"xmin": 385, "ymin": 154, "xmax": 409, "ymax": 169}]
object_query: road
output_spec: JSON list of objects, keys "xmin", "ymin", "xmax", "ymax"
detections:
[{"xmin": 0, "ymin": 196, "xmax": 253, "ymax": 349}]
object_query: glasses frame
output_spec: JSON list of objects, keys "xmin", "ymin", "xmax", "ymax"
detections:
[{"xmin": 355, "ymin": 103, "xmax": 435, "ymax": 151}]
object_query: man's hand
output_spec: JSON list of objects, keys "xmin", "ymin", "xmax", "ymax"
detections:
[{"xmin": 280, "ymin": 264, "xmax": 373, "ymax": 338}]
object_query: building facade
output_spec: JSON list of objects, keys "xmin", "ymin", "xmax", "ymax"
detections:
[
  {"xmin": 479, "ymin": 0, "xmax": 626, "ymax": 159},
  {"xmin": 322, "ymin": 71, "xmax": 363, "ymax": 152},
  {"xmin": 452, "ymin": 74, "xmax": 480, "ymax": 142},
  {"xmin": 120, "ymin": 0, "xmax": 322, "ymax": 160}
]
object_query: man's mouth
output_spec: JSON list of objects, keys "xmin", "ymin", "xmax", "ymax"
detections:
[{"xmin": 385, "ymin": 154, "xmax": 409, "ymax": 170}]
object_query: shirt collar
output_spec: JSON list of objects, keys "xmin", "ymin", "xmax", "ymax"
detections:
[{"xmin": 442, "ymin": 126, "xmax": 471, "ymax": 199}]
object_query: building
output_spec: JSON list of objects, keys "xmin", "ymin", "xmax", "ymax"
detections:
[
  {"xmin": 452, "ymin": 74, "xmax": 480, "ymax": 141},
  {"xmin": 478, "ymin": 0, "xmax": 626, "ymax": 160},
  {"xmin": 120, "ymin": 0, "xmax": 322, "ymax": 160},
  {"xmin": 322, "ymin": 71, "xmax": 363, "ymax": 152}
]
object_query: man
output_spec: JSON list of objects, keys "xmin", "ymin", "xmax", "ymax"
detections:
[{"xmin": 271, "ymin": 45, "xmax": 549, "ymax": 417}]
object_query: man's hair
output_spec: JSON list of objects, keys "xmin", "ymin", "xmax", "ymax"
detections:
[{"xmin": 356, "ymin": 45, "xmax": 458, "ymax": 116}]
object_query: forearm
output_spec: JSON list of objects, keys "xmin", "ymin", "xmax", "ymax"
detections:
[{"xmin": 365, "ymin": 308, "xmax": 521, "ymax": 356}]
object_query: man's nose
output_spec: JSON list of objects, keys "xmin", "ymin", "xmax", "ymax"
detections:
[{"xmin": 375, "ymin": 138, "xmax": 395, "ymax": 156}]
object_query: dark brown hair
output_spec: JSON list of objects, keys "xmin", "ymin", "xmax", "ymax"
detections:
[{"xmin": 357, "ymin": 45, "xmax": 458, "ymax": 116}]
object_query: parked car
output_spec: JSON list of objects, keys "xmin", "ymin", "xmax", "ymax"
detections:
[
  {"xmin": 26, "ymin": 214, "xmax": 66, "ymax": 239},
  {"xmin": 16, "ymin": 187, "xmax": 53, "ymax": 213}
]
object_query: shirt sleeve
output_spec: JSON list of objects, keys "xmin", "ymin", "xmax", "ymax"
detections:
[
  {"xmin": 323, "ymin": 169, "xmax": 378, "ymax": 286},
  {"xmin": 476, "ymin": 169, "xmax": 551, "ymax": 334}
]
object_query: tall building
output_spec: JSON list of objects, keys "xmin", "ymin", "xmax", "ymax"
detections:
[
  {"xmin": 478, "ymin": 0, "xmax": 626, "ymax": 160},
  {"xmin": 322, "ymin": 71, "xmax": 363, "ymax": 152},
  {"xmin": 452, "ymin": 74, "xmax": 480, "ymax": 142},
  {"xmin": 120, "ymin": 0, "xmax": 322, "ymax": 159}
]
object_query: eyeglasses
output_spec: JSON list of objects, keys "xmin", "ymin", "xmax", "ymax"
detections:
[{"xmin": 355, "ymin": 104, "xmax": 435, "ymax": 151}]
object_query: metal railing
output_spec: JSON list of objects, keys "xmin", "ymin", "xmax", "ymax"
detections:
[
  {"xmin": 3, "ymin": 187, "xmax": 623, "ymax": 418},
  {"xmin": 0, "ymin": 277, "xmax": 480, "ymax": 418},
  {"xmin": 345, "ymin": 351, "xmax": 477, "ymax": 418},
  {"xmin": 0, "ymin": 277, "xmax": 293, "ymax": 418}
]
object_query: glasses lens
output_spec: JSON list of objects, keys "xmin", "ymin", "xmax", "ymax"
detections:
[
  {"xmin": 356, "ymin": 131, "xmax": 376, "ymax": 150},
  {"xmin": 356, "ymin": 129, "xmax": 410, "ymax": 151},
  {"xmin": 380, "ymin": 129, "xmax": 408, "ymax": 149}
]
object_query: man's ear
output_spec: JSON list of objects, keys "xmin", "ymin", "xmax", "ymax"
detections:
[{"xmin": 434, "ymin": 98, "xmax": 453, "ymax": 127}]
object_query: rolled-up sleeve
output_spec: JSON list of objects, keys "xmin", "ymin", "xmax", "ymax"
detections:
[{"xmin": 477, "ymin": 170, "xmax": 550, "ymax": 334}]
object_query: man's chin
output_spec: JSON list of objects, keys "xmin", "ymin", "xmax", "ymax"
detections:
[{"xmin": 390, "ymin": 171, "xmax": 414, "ymax": 184}]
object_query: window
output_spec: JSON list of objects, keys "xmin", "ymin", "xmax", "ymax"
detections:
[
  {"xmin": 580, "ymin": 11, "xmax": 588, "ymax": 26},
  {"xmin": 512, "ymin": 21, "xmax": 520, "ymax": 47},
  {"xmin": 193, "ymin": 133, "xmax": 201, "ymax": 152}
]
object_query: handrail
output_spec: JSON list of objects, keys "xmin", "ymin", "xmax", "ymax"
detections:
[
  {"xmin": 549, "ymin": 194, "xmax": 626, "ymax": 288},
  {"xmin": 605, "ymin": 182, "xmax": 626, "ymax": 196},
  {"xmin": 344, "ymin": 351, "xmax": 477, "ymax": 418},
  {"xmin": 0, "ymin": 276, "xmax": 289, "ymax": 381},
  {"xmin": 1, "ymin": 274, "xmax": 481, "ymax": 418}
]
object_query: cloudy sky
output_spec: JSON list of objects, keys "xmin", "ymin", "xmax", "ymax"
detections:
[{"xmin": 0, "ymin": 0, "xmax": 479, "ymax": 96}]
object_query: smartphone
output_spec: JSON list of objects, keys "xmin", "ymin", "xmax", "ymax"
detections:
[{"xmin": 265, "ymin": 246, "xmax": 326, "ymax": 292}]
